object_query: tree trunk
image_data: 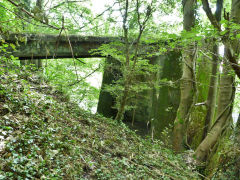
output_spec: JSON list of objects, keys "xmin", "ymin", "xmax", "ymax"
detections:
[
  {"xmin": 172, "ymin": 0, "xmax": 196, "ymax": 152},
  {"xmin": 21, "ymin": 0, "xmax": 44, "ymax": 68},
  {"xmin": 33, "ymin": 0, "xmax": 44, "ymax": 69},
  {"xmin": 231, "ymin": 0, "xmax": 240, "ymax": 55},
  {"xmin": 237, "ymin": 114, "xmax": 240, "ymax": 128},
  {"xmin": 202, "ymin": 0, "xmax": 223, "ymax": 140},
  {"xmin": 195, "ymin": 48, "xmax": 235, "ymax": 162},
  {"xmin": 19, "ymin": 0, "xmax": 31, "ymax": 66},
  {"xmin": 195, "ymin": 0, "xmax": 240, "ymax": 163},
  {"xmin": 235, "ymin": 113, "xmax": 240, "ymax": 144},
  {"xmin": 234, "ymin": 113, "xmax": 240, "ymax": 177},
  {"xmin": 115, "ymin": 79, "xmax": 130, "ymax": 122},
  {"xmin": 186, "ymin": 41, "xmax": 212, "ymax": 149}
]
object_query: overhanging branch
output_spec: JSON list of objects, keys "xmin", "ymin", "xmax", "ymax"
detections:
[
  {"xmin": 201, "ymin": 0, "xmax": 240, "ymax": 79},
  {"xmin": 6, "ymin": 0, "xmax": 60, "ymax": 30}
]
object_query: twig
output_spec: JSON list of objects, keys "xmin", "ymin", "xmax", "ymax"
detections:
[
  {"xmin": 48, "ymin": 0, "xmax": 86, "ymax": 10},
  {"xmin": 63, "ymin": 28, "xmax": 79, "ymax": 81},
  {"xmin": 69, "ymin": 65, "xmax": 101, "ymax": 86},
  {"xmin": 52, "ymin": 16, "xmax": 65, "ymax": 59},
  {"xmin": 195, "ymin": 102, "xmax": 207, "ymax": 106},
  {"xmin": 160, "ymin": 153, "xmax": 207, "ymax": 179},
  {"xmin": 0, "ymin": 4, "xmax": 54, "ymax": 29},
  {"xmin": 6, "ymin": 0, "xmax": 60, "ymax": 30},
  {"xmin": 0, "ymin": 19, "xmax": 15, "ymax": 23},
  {"xmin": 77, "ymin": 2, "xmax": 118, "ymax": 31},
  {"xmin": 129, "ymin": 159, "xmax": 168, "ymax": 179},
  {"xmin": 75, "ymin": 58, "xmax": 86, "ymax": 64}
]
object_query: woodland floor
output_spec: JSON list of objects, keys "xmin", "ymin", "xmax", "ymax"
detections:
[{"xmin": 0, "ymin": 62, "xmax": 199, "ymax": 179}]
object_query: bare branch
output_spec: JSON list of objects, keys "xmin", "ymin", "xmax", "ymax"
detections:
[
  {"xmin": 67, "ymin": 1, "xmax": 118, "ymax": 31},
  {"xmin": 48, "ymin": 0, "xmax": 85, "ymax": 10},
  {"xmin": 69, "ymin": 65, "xmax": 101, "ymax": 86}
]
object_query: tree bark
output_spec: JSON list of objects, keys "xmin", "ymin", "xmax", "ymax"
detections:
[
  {"xmin": 202, "ymin": 44, "xmax": 218, "ymax": 139},
  {"xmin": 195, "ymin": 52, "xmax": 235, "ymax": 162},
  {"xmin": 172, "ymin": 0, "xmax": 196, "ymax": 152},
  {"xmin": 202, "ymin": 0, "xmax": 223, "ymax": 140},
  {"xmin": 195, "ymin": 0, "xmax": 240, "ymax": 163},
  {"xmin": 19, "ymin": 0, "xmax": 31, "ymax": 66},
  {"xmin": 32, "ymin": 0, "xmax": 44, "ymax": 69},
  {"xmin": 237, "ymin": 114, "xmax": 240, "ymax": 128},
  {"xmin": 235, "ymin": 113, "xmax": 240, "ymax": 145},
  {"xmin": 19, "ymin": 0, "xmax": 44, "ymax": 68},
  {"xmin": 115, "ymin": 0, "xmax": 152, "ymax": 122},
  {"xmin": 114, "ymin": 0, "xmax": 130, "ymax": 122},
  {"xmin": 201, "ymin": 0, "xmax": 240, "ymax": 79}
]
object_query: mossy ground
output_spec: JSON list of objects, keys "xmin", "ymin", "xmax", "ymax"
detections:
[{"xmin": 0, "ymin": 63, "xmax": 199, "ymax": 179}]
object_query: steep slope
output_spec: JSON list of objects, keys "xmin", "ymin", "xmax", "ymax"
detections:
[{"xmin": 0, "ymin": 63, "xmax": 199, "ymax": 179}]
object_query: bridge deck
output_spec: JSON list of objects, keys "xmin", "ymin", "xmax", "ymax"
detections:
[{"xmin": 3, "ymin": 33, "xmax": 123, "ymax": 59}]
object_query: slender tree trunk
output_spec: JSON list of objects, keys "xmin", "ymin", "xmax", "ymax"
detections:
[
  {"xmin": 237, "ymin": 114, "xmax": 240, "ymax": 128},
  {"xmin": 202, "ymin": 0, "xmax": 223, "ymax": 140},
  {"xmin": 115, "ymin": 79, "xmax": 130, "ymax": 122},
  {"xmin": 202, "ymin": 44, "xmax": 218, "ymax": 138},
  {"xmin": 115, "ymin": 0, "xmax": 152, "ymax": 122},
  {"xmin": 32, "ymin": 0, "xmax": 44, "ymax": 69},
  {"xmin": 36, "ymin": 0, "xmax": 44, "ymax": 9},
  {"xmin": 195, "ymin": 50, "xmax": 235, "ymax": 162},
  {"xmin": 231, "ymin": 0, "xmax": 240, "ymax": 55},
  {"xmin": 19, "ymin": 0, "xmax": 44, "ymax": 68},
  {"xmin": 232, "ymin": 1, "xmax": 240, "ymax": 174},
  {"xmin": 19, "ymin": 0, "xmax": 31, "ymax": 66},
  {"xmin": 115, "ymin": 0, "xmax": 130, "ymax": 122},
  {"xmin": 235, "ymin": 113, "xmax": 240, "ymax": 148},
  {"xmin": 172, "ymin": 0, "xmax": 196, "ymax": 152},
  {"xmin": 235, "ymin": 114, "xmax": 240, "ymax": 177}
]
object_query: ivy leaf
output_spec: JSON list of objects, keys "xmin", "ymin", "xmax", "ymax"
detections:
[
  {"xmin": 220, "ymin": 30, "xmax": 228, "ymax": 36},
  {"xmin": 10, "ymin": 43, "xmax": 16, "ymax": 50},
  {"xmin": 236, "ymin": 34, "xmax": 240, "ymax": 39}
]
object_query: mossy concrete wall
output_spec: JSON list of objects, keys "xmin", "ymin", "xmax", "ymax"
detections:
[
  {"xmin": 150, "ymin": 52, "xmax": 181, "ymax": 138},
  {"xmin": 97, "ymin": 52, "xmax": 181, "ymax": 137},
  {"xmin": 97, "ymin": 57, "xmax": 119, "ymax": 118}
]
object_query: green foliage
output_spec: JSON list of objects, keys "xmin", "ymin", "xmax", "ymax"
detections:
[
  {"xmin": 43, "ymin": 58, "xmax": 103, "ymax": 112},
  {"xmin": 0, "ymin": 58, "xmax": 199, "ymax": 179},
  {"xmin": 93, "ymin": 42, "xmax": 160, "ymax": 116}
]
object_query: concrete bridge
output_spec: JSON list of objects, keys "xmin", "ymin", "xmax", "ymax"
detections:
[
  {"xmin": 3, "ymin": 33, "xmax": 181, "ymax": 138},
  {"xmin": 3, "ymin": 33, "xmax": 123, "ymax": 59}
]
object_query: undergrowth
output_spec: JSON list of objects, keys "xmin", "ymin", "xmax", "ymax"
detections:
[{"xmin": 0, "ymin": 61, "xmax": 199, "ymax": 179}]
